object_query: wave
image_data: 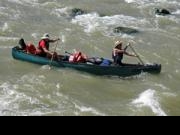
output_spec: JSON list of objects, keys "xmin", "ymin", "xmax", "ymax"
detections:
[
  {"xmin": 125, "ymin": 0, "xmax": 178, "ymax": 5},
  {"xmin": 51, "ymin": 7, "xmax": 70, "ymax": 18},
  {"xmin": 0, "ymin": 36, "xmax": 19, "ymax": 41},
  {"xmin": 0, "ymin": 74, "xmax": 105, "ymax": 116},
  {"xmin": 72, "ymin": 13, "xmax": 149, "ymax": 35},
  {"xmin": 0, "ymin": 82, "xmax": 21, "ymax": 115},
  {"xmin": 132, "ymin": 89, "xmax": 167, "ymax": 116},
  {"xmin": 0, "ymin": 74, "xmax": 47, "ymax": 115},
  {"xmin": 0, "ymin": 22, "xmax": 9, "ymax": 32},
  {"xmin": 0, "ymin": 46, "xmax": 14, "ymax": 49},
  {"xmin": 173, "ymin": 10, "xmax": 180, "ymax": 15},
  {"xmin": 7, "ymin": 0, "xmax": 39, "ymax": 5},
  {"xmin": 74, "ymin": 103, "xmax": 106, "ymax": 116}
]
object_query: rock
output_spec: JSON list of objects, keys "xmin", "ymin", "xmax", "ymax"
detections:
[
  {"xmin": 113, "ymin": 27, "xmax": 139, "ymax": 34},
  {"xmin": 71, "ymin": 8, "xmax": 86, "ymax": 17},
  {"xmin": 70, "ymin": 8, "xmax": 107, "ymax": 18},
  {"xmin": 155, "ymin": 8, "xmax": 171, "ymax": 16}
]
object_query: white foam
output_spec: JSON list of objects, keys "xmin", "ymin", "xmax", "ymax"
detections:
[
  {"xmin": 74, "ymin": 103, "xmax": 106, "ymax": 116},
  {"xmin": 56, "ymin": 83, "xmax": 61, "ymax": 89},
  {"xmin": 0, "ymin": 36, "xmax": 19, "ymax": 41},
  {"xmin": 0, "ymin": 82, "xmax": 18, "ymax": 115},
  {"xmin": 72, "ymin": 13, "xmax": 100, "ymax": 33},
  {"xmin": 61, "ymin": 35, "xmax": 66, "ymax": 43},
  {"xmin": 20, "ymin": 74, "xmax": 46, "ymax": 85},
  {"xmin": 175, "ymin": 70, "xmax": 179, "ymax": 73},
  {"xmin": 0, "ymin": 83, "xmax": 13, "ymax": 91},
  {"xmin": 2, "ymin": 23, "xmax": 9, "ymax": 32},
  {"xmin": 132, "ymin": 89, "xmax": 167, "ymax": 116},
  {"xmin": 7, "ymin": 0, "xmax": 39, "ymax": 5},
  {"xmin": 31, "ymin": 33, "xmax": 39, "ymax": 39},
  {"xmin": 154, "ymin": 83, "xmax": 169, "ymax": 90},
  {"xmin": 72, "ymin": 13, "xmax": 148, "ymax": 34},
  {"xmin": 173, "ymin": 10, "xmax": 180, "ymax": 15},
  {"xmin": 7, "ymin": 0, "xmax": 23, "ymax": 4},
  {"xmin": 163, "ymin": 92, "xmax": 177, "ymax": 97},
  {"xmin": 51, "ymin": 7, "xmax": 70, "ymax": 17},
  {"xmin": 125, "ymin": 0, "xmax": 168, "ymax": 4},
  {"xmin": 0, "ymin": 46, "xmax": 14, "ymax": 49}
]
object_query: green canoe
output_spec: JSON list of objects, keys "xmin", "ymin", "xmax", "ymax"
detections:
[{"xmin": 12, "ymin": 47, "xmax": 161, "ymax": 77}]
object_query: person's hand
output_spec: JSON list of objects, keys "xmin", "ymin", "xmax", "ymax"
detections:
[
  {"xmin": 55, "ymin": 38, "xmax": 60, "ymax": 42},
  {"xmin": 57, "ymin": 38, "xmax": 61, "ymax": 41},
  {"xmin": 127, "ymin": 43, "xmax": 131, "ymax": 47}
]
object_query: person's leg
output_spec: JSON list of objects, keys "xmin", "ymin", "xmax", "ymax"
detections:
[
  {"xmin": 116, "ymin": 56, "xmax": 123, "ymax": 66},
  {"xmin": 47, "ymin": 52, "xmax": 59, "ymax": 61}
]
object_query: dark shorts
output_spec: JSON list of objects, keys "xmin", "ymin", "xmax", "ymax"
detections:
[{"xmin": 113, "ymin": 55, "xmax": 123, "ymax": 66}]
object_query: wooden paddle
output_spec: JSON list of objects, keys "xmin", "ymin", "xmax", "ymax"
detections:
[
  {"xmin": 49, "ymin": 40, "xmax": 59, "ymax": 69},
  {"xmin": 128, "ymin": 43, "xmax": 145, "ymax": 65}
]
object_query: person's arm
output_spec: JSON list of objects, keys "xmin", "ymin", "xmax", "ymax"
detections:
[
  {"xmin": 114, "ymin": 48, "xmax": 125, "ymax": 53},
  {"xmin": 49, "ymin": 38, "xmax": 61, "ymax": 43},
  {"xmin": 124, "ymin": 51, "xmax": 137, "ymax": 57},
  {"xmin": 42, "ymin": 47, "xmax": 53, "ymax": 56},
  {"xmin": 40, "ymin": 41, "xmax": 54, "ymax": 55}
]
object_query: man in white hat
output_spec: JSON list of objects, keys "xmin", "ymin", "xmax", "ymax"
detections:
[
  {"xmin": 112, "ymin": 41, "xmax": 137, "ymax": 65},
  {"xmin": 37, "ymin": 33, "xmax": 60, "ymax": 58}
]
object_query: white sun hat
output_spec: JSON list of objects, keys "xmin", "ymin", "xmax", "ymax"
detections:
[
  {"xmin": 41, "ymin": 33, "xmax": 50, "ymax": 39},
  {"xmin": 115, "ymin": 41, "xmax": 123, "ymax": 48}
]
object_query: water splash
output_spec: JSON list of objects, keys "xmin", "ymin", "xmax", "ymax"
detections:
[
  {"xmin": 72, "ymin": 13, "xmax": 149, "ymax": 34},
  {"xmin": 132, "ymin": 89, "xmax": 167, "ymax": 116}
]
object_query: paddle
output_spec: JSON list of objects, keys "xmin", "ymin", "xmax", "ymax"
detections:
[
  {"xmin": 128, "ymin": 43, "xmax": 145, "ymax": 65},
  {"xmin": 65, "ymin": 51, "xmax": 73, "ymax": 55},
  {"xmin": 49, "ymin": 40, "xmax": 59, "ymax": 69}
]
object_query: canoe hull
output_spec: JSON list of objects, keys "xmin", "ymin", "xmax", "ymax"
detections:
[{"xmin": 12, "ymin": 47, "xmax": 161, "ymax": 77}]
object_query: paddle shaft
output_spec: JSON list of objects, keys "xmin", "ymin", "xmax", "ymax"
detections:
[
  {"xmin": 49, "ymin": 41, "xmax": 59, "ymax": 67},
  {"xmin": 129, "ymin": 44, "xmax": 144, "ymax": 65},
  {"xmin": 65, "ymin": 51, "xmax": 72, "ymax": 55}
]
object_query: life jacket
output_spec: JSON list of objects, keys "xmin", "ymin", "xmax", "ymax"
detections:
[
  {"xmin": 26, "ymin": 43, "xmax": 37, "ymax": 55},
  {"xmin": 37, "ymin": 39, "xmax": 50, "ymax": 55},
  {"xmin": 69, "ymin": 52, "xmax": 86, "ymax": 63},
  {"xmin": 112, "ymin": 49, "xmax": 123, "ymax": 60}
]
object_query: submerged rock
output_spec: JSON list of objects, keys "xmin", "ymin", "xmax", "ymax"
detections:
[
  {"xmin": 71, "ymin": 8, "xmax": 86, "ymax": 17},
  {"xmin": 155, "ymin": 8, "xmax": 171, "ymax": 16},
  {"xmin": 70, "ymin": 8, "xmax": 107, "ymax": 18},
  {"xmin": 113, "ymin": 27, "xmax": 139, "ymax": 34}
]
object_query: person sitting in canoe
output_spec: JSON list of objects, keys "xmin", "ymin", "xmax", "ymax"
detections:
[
  {"xmin": 18, "ymin": 38, "xmax": 39, "ymax": 55},
  {"xmin": 112, "ymin": 41, "xmax": 137, "ymax": 66},
  {"xmin": 37, "ymin": 33, "xmax": 60, "ymax": 59}
]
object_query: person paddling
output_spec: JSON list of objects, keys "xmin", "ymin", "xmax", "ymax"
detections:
[
  {"xmin": 37, "ymin": 33, "xmax": 60, "ymax": 59},
  {"xmin": 112, "ymin": 41, "xmax": 137, "ymax": 66}
]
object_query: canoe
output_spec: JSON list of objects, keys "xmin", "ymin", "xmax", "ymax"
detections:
[{"xmin": 12, "ymin": 47, "xmax": 161, "ymax": 77}]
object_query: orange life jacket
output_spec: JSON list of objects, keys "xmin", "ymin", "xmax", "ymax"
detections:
[{"xmin": 69, "ymin": 52, "xmax": 86, "ymax": 63}]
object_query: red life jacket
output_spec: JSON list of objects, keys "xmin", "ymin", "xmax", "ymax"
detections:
[
  {"xmin": 26, "ymin": 43, "xmax": 37, "ymax": 55},
  {"xmin": 37, "ymin": 39, "xmax": 50, "ymax": 55}
]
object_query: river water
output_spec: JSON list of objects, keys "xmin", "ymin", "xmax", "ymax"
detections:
[{"xmin": 0, "ymin": 0, "xmax": 180, "ymax": 116}]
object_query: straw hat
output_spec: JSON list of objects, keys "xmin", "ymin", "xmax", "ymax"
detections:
[
  {"xmin": 41, "ymin": 33, "xmax": 50, "ymax": 40},
  {"xmin": 115, "ymin": 41, "xmax": 123, "ymax": 48}
]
